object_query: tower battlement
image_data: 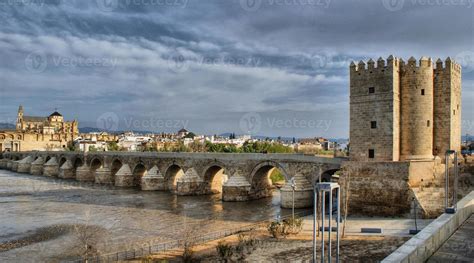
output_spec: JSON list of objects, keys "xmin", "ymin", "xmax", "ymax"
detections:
[{"xmin": 349, "ymin": 55, "xmax": 462, "ymax": 162}]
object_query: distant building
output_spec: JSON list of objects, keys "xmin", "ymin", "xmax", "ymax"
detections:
[
  {"xmin": 0, "ymin": 105, "xmax": 79, "ymax": 152},
  {"xmin": 177, "ymin": 128, "xmax": 189, "ymax": 138}
]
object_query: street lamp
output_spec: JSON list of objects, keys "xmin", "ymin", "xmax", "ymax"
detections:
[
  {"xmin": 445, "ymin": 150, "xmax": 458, "ymax": 214},
  {"xmin": 290, "ymin": 177, "xmax": 296, "ymax": 221}
]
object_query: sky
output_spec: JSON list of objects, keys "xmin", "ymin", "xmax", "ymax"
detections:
[{"xmin": 0, "ymin": 0, "xmax": 473, "ymax": 138}]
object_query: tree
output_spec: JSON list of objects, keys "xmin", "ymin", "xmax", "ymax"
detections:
[
  {"xmin": 184, "ymin": 132, "xmax": 196, "ymax": 139},
  {"xmin": 107, "ymin": 141, "xmax": 120, "ymax": 151}
]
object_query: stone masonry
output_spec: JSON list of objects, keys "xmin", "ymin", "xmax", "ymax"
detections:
[
  {"xmin": 0, "ymin": 151, "xmax": 343, "ymax": 209},
  {"xmin": 344, "ymin": 56, "xmax": 462, "ymax": 217}
]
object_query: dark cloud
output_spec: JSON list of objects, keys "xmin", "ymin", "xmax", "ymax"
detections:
[{"xmin": 0, "ymin": 0, "xmax": 472, "ymax": 138}]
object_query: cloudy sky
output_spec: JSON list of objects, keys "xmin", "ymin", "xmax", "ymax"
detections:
[{"xmin": 0, "ymin": 0, "xmax": 473, "ymax": 138}]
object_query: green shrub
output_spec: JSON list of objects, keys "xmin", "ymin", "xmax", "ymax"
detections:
[{"xmin": 283, "ymin": 216, "xmax": 303, "ymax": 235}]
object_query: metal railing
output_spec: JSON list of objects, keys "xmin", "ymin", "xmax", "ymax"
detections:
[{"xmin": 66, "ymin": 210, "xmax": 313, "ymax": 263}]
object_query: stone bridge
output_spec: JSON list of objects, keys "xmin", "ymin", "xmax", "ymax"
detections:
[{"xmin": 0, "ymin": 151, "xmax": 343, "ymax": 208}]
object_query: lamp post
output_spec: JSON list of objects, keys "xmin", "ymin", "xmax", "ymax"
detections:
[
  {"xmin": 445, "ymin": 150, "xmax": 458, "ymax": 214},
  {"xmin": 290, "ymin": 177, "xmax": 296, "ymax": 221}
]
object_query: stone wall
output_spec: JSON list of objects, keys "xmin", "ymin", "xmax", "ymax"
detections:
[{"xmin": 341, "ymin": 161, "xmax": 412, "ymax": 216}]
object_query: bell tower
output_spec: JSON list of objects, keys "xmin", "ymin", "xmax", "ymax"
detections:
[{"xmin": 16, "ymin": 105, "xmax": 24, "ymax": 131}]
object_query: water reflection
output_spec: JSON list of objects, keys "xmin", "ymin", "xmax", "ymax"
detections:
[{"xmin": 0, "ymin": 169, "xmax": 310, "ymax": 248}]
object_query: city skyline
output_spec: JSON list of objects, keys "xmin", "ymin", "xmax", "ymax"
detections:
[{"xmin": 0, "ymin": 1, "xmax": 473, "ymax": 138}]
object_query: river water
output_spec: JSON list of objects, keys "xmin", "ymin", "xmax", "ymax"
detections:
[{"xmin": 0, "ymin": 169, "xmax": 306, "ymax": 262}]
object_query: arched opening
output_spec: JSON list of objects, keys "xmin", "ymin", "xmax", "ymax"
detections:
[
  {"xmin": 73, "ymin": 158, "xmax": 83, "ymax": 176},
  {"xmin": 203, "ymin": 165, "xmax": 227, "ymax": 194},
  {"xmin": 45, "ymin": 156, "xmax": 51, "ymax": 163},
  {"xmin": 320, "ymin": 169, "xmax": 340, "ymax": 182},
  {"xmin": 165, "ymin": 164, "xmax": 185, "ymax": 192},
  {"xmin": 132, "ymin": 163, "xmax": 147, "ymax": 188},
  {"xmin": 90, "ymin": 158, "xmax": 102, "ymax": 174},
  {"xmin": 250, "ymin": 163, "xmax": 287, "ymax": 201},
  {"xmin": 111, "ymin": 159, "xmax": 123, "ymax": 177},
  {"xmin": 59, "ymin": 157, "xmax": 67, "ymax": 168}
]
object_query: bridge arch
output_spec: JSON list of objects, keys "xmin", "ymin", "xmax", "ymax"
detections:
[
  {"xmin": 203, "ymin": 162, "xmax": 228, "ymax": 194},
  {"xmin": 249, "ymin": 161, "xmax": 289, "ymax": 200},
  {"xmin": 132, "ymin": 163, "xmax": 147, "ymax": 187},
  {"xmin": 111, "ymin": 159, "xmax": 123, "ymax": 179},
  {"xmin": 59, "ymin": 157, "xmax": 68, "ymax": 168},
  {"xmin": 320, "ymin": 168, "xmax": 340, "ymax": 182},
  {"xmin": 89, "ymin": 158, "xmax": 102, "ymax": 174},
  {"xmin": 164, "ymin": 164, "xmax": 185, "ymax": 192}
]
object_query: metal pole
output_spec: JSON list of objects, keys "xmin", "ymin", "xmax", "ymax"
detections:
[
  {"xmin": 336, "ymin": 187, "xmax": 340, "ymax": 263},
  {"xmin": 328, "ymin": 190, "xmax": 332, "ymax": 263},
  {"xmin": 445, "ymin": 151, "xmax": 449, "ymax": 209},
  {"xmin": 313, "ymin": 184, "xmax": 317, "ymax": 263},
  {"xmin": 414, "ymin": 199, "xmax": 418, "ymax": 232},
  {"xmin": 292, "ymin": 185, "xmax": 295, "ymax": 221},
  {"xmin": 321, "ymin": 192, "xmax": 325, "ymax": 263},
  {"xmin": 454, "ymin": 153, "xmax": 458, "ymax": 210}
]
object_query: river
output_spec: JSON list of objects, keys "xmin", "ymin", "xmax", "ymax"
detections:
[{"xmin": 0, "ymin": 169, "xmax": 306, "ymax": 262}]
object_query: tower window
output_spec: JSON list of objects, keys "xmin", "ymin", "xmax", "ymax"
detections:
[
  {"xmin": 368, "ymin": 87, "xmax": 375, "ymax": 94},
  {"xmin": 427, "ymin": 120, "xmax": 430, "ymax": 127},
  {"xmin": 421, "ymin": 89, "xmax": 425, "ymax": 95},
  {"xmin": 368, "ymin": 149, "xmax": 375, "ymax": 159},
  {"xmin": 453, "ymin": 110, "xmax": 456, "ymax": 115},
  {"xmin": 371, "ymin": 121, "xmax": 377, "ymax": 129}
]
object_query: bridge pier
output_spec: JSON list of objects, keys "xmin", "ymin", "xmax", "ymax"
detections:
[
  {"xmin": 76, "ymin": 163, "xmax": 94, "ymax": 182},
  {"xmin": 0, "ymin": 158, "xmax": 8, "ymax": 169},
  {"xmin": 17, "ymin": 156, "xmax": 34, "ymax": 173},
  {"xmin": 280, "ymin": 174, "xmax": 314, "ymax": 208},
  {"xmin": 43, "ymin": 157, "xmax": 59, "ymax": 177},
  {"xmin": 30, "ymin": 157, "xmax": 45, "ymax": 175},
  {"xmin": 95, "ymin": 166, "xmax": 113, "ymax": 184},
  {"xmin": 59, "ymin": 160, "xmax": 75, "ymax": 179},
  {"xmin": 11, "ymin": 160, "xmax": 19, "ymax": 172},
  {"xmin": 141, "ymin": 166, "xmax": 166, "ymax": 191},
  {"xmin": 115, "ymin": 164, "xmax": 133, "ymax": 187},
  {"xmin": 176, "ymin": 168, "xmax": 206, "ymax": 195},
  {"xmin": 222, "ymin": 175, "xmax": 251, "ymax": 201},
  {"xmin": 6, "ymin": 159, "xmax": 14, "ymax": 170}
]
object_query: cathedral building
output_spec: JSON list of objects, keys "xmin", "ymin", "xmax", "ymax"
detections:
[{"xmin": 0, "ymin": 106, "xmax": 79, "ymax": 152}]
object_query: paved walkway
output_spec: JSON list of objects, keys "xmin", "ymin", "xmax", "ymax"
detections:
[
  {"xmin": 302, "ymin": 216, "xmax": 433, "ymax": 237},
  {"xmin": 427, "ymin": 215, "xmax": 474, "ymax": 263}
]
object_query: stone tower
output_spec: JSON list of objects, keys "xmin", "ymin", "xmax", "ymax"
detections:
[
  {"xmin": 349, "ymin": 56, "xmax": 461, "ymax": 162},
  {"xmin": 16, "ymin": 105, "xmax": 23, "ymax": 131}
]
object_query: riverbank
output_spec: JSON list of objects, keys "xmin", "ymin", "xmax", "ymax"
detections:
[{"xmin": 137, "ymin": 215, "xmax": 436, "ymax": 262}]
